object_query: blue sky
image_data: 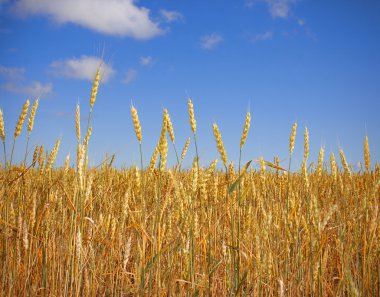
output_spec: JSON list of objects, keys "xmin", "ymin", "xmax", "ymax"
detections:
[{"xmin": 0, "ymin": 0, "xmax": 379, "ymax": 170}]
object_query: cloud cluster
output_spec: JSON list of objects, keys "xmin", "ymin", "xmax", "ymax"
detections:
[
  {"xmin": 0, "ymin": 65, "xmax": 25, "ymax": 80},
  {"xmin": 245, "ymin": 0, "xmax": 297, "ymax": 19},
  {"xmin": 49, "ymin": 56, "xmax": 115, "ymax": 82},
  {"xmin": 200, "ymin": 33, "xmax": 224, "ymax": 50},
  {"xmin": 139, "ymin": 56, "xmax": 153, "ymax": 66},
  {"xmin": 251, "ymin": 31, "xmax": 273, "ymax": 43},
  {"xmin": 267, "ymin": 0, "xmax": 294, "ymax": 18},
  {"xmin": 12, "ymin": 0, "xmax": 163, "ymax": 39},
  {"xmin": 159, "ymin": 9, "xmax": 184, "ymax": 23},
  {"xmin": 1, "ymin": 81, "xmax": 52, "ymax": 97},
  {"xmin": 0, "ymin": 64, "xmax": 52, "ymax": 97},
  {"xmin": 123, "ymin": 69, "xmax": 137, "ymax": 85}
]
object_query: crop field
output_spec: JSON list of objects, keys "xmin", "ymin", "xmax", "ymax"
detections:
[{"xmin": 0, "ymin": 68, "xmax": 379, "ymax": 296}]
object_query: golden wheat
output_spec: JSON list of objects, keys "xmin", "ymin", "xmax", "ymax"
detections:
[
  {"xmin": 212, "ymin": 122, "xmax": 227, "ymax": 168},
  {"xmin": 289, "ymin": 121, "xmax": 297, "ymax": 155},
  {"xmin": 240, "ymin": 111, "xmax": 251, "ymax": 149},
  {"xmin": 14, "ymin": 99, "xmax": 30, "ymax": 139},
  {"xmin": 27, "ymin": 98, "xmax": 39, "ymax": 135},
  {"xmin": 131, "ymin": 105, "xmax": 142, "ymax": 143},
  {"xmin": 364, "ymin": 135, "xmax": 370, "ymax": 171},
  {"xmin": 0, "ymin": 108, "xmax": 5, "ymax": 142}
]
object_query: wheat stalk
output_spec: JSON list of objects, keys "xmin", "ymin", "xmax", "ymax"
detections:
[
  {"xmin": 27, "ymin": 99, "xmax": 39, "ymax": 136},
  {"xmin": 188, "ymin": 97, "xmax": 196, "ymax": 135},
  {"xmin": 212, "ymin": 123, "xmax": 227, "ymax": 168},
  {"xmin": 0, "ymin": 109, "xmax": 5, "ymax": 142},
  {"xmin": 339, "ymin": 148, "xmax": 351, "ymax": 177},
  {"xmin": 364, "ymin": 135, "xmax": 370, "ymax": 171},
  {"xmin": 45, "ymin": 138, "xmax": 61, "ymax": 171},
  {"xmin": 240, "ymin": 111, "xmax": 251, "ymax": 149},
  {"xmin": 304, "ymin": 127, "xmax": 309, "ymax": 162},
  {"xmin": 76, "ymin": 103, "xmax": 81, "ymax": 143},
  {"xmin": 90, "ymin": 65, "xmax": 101, "ymax": 109},
  {"xmin": 14, "ymin": 100, "xmax": 30, "ymax": 139},
  {"xmin": 289, "ymin": 122, "xmax": 297, "ymax": 156},
  {"xmin": 317, "ymin": 146, "xmax": 324, "ymax": 177},
  {"xmin": 131, "ymin": 105, "xmax": 142, "ymax": 144}
]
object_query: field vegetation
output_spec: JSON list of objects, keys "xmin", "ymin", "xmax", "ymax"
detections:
[{"xmin": 1, "ymin": 66, "xmax": 379, "ymax": 296}]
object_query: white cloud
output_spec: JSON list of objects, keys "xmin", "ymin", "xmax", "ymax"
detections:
[
  {"xmin": 251, "ymin": 31, "xmax": 273, "ymax": 43},
  {"xmin": 1, "ymin": 81, "xmax": 53, "ymax": 97},
  {"xmin": 12, "ymin": 0, "xmax": 163, "ymax": 39},
  {"xmin": 0, "ymin": 65, "xmax": 25, "ymax": 80},
  {"xmin": 159, "ymin": 9, "xmax": 184, "ymax": 23},
  {"xmin": 267, "ymin": 0, "xmax": 296, "ymax": 19},
  {"xmin": 123, "ymin": 69, "xmax": 137, "ymax": 85},
  {"xmin": 139, "ymin": 56, "xmax": 153, "ymax": 66},
  {"xmin": 200, "ymin": 33, "xmax": 223, "ymax": 50},
  {"xmin": 246, "ymin": 0, "xmax": 297, "ymax": 19},
  {"xmin": 49, "ymin": 56, "xmax": 115, "ymax": 82},
  {"xmin": 298, "ymin": 19, "xmax": 305, "ymax": 26}
]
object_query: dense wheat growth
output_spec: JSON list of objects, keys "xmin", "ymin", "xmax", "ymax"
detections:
[{"xmin": 1, "ymin": 71, "xmax": 379, "ymax": 296}]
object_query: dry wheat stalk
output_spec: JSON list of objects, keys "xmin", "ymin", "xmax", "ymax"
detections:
[
  {"xmin": 240, "ymin": 111, "xmax": 251, "ymax": 149},
  {"xmin": 14, "ymin": 99, "xmax": 30, "ymax": 139},
  {"xmin": 76, "ymin": 103, "xmax": 81, "ymax": 142},
  {"xmin": 27, "ymin": 98, "xmax": 39, "ymax": 135},
  {"xmin": 90, "ymin": 65, "xmax": 101, "ymax": 109},
  {"xmin": 0, "ymin": 109, "xmax": 5, "ymax": 142},
  {"xmin": 364, "ymin": 135, "xmax": 370, "ymax": 171},
  {"xmin": 330, "ymin": 153, "xmax": 337, "ymax": 180},
  {"xmin": 164, "ymin": 109, "xmax": 175, "ymax": 144},
  {"xmin": 289, "ymin": 122, "xmax": 297, "ymax": 155},
  {"xmin": 181, "ymin": 137, "xmax": 190, "ymax": 160},
  {"xmin": 32, "ymin": 145, "xmax": 39, "ymax": 166},
  {"xmin": 131, "ymin": 105, "xmax": 142, "ymax": 143},
  {"xmin": 317, "ymin": 146, "xmax": 324, "ymax": 177},
  {"xmin": 304, "ymin": 127, "xmax": 309, "ymax": 162},
  {"xmin": 149, "ymin": 145, "xmax": 159, "ymax": 171},
  {"xmin": 212, "ymin": 123, "xmax": 227, "ymax": 168},
  {"xmin": 46, "ymin": 138, "xmax": 61, "ymax": 171},
  {"xmin": 339, "ymin": 148, "xmax": 351, "ymax": 177},
  {"xmin": 188, "ymin": 97, "xmax": 196, "ymax": 134}
]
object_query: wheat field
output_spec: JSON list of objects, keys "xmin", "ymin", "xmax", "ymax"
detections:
[{"xmin": 0, "ymin": 68, "xmax": 379, "ymax": 296}]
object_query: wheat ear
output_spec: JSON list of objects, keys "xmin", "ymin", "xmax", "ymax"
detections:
[{"xmin": 212, "ymin": 123, "xmax": 227, "ymax": 168}]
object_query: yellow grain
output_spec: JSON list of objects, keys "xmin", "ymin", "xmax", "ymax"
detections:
[
  {"xmin": 28, "ymin": 98, "xmax": 39, "ymax": 135},
  {"xmin": 76, "ymin": 103, "xmax": 81, "ymax": 142},
  {"xmin": 14, "ymin": 99, "xmax": 30, "ymax": 139},
  {"xmin": 0, "ymin": 109, "xmax": 5, "ymax": 142},
  {"xmin": 364, "ymin": 135, "xmax": 370, "ymax": 171},
  {"xmin": 90, "ymin": 65, "xmax": 101, "ymax": 109},
  {"xmin": 131, "ymin": 105, "xmax": 142, "ymax": 143},
  {"xmin": 289, "ymin": 122, "xmax": 297, "ymax": 155},
  {"xmin": 212, "ymin": 123, "xmax": 227, "ymax": 168},
  {"xmin": 181, "ymin": 137, "xmax": 190, "ymax": 160},
  {"xmin": 188, "ymin": 97, "xmax": 196, "ymax": 134},
  {"xmin": 240, "ymin": 111, "xmax": 251, "ymax": 149}
]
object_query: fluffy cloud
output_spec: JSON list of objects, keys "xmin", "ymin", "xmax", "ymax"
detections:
[
  {"xmin": 49, "ymin": 56, "xmax": 115, "ymax": 82},
  {"xmin": 251, "ymin": 31, "xmax": 273, "ymax": 43},
  {"xmin": 12, "ymin": 0, "xmax": 163, "ymax": 39},
  {"xmin": 1, "ymin": 81, "xmax": 53, "ymax": 97},
  {"xmin": 268, "ymin": 0, "xmax": 293, "ymax": 18},
  {"xmin": 123, "ymin": 69, "xmax": 137, "ymax": 85},
  {"xmin": 159, "ymin": 9, "xmax": 184, "ymax": 23},
  {"xmin": 0, "ymin": 65, "xmax": 25, "ymax": 80},
  {"xmin": 139, "ymin": 56, "xmax": 153, "ymax": 66},
  {"xmin": 246, "ymin": 0, "xmax": 297, "ymax": 19},
  {"xmin": 200, "ymin": 33, "xmax": 223, "ymax": 50}
]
